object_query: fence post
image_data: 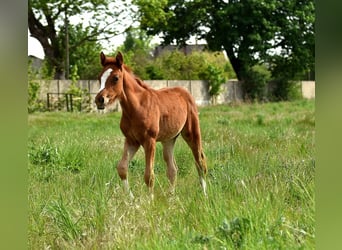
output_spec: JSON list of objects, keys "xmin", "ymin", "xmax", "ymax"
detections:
[
  {"xmin": 47, "ymin": 93, "xmax": 50, "ymax": 110},
  {"xmin": 65, "ymin": 93, "xmax": 69, "ymax": 111},
  {"xmin": 70, "ymin": 94, "xmax": 73, "ymax": 112}
]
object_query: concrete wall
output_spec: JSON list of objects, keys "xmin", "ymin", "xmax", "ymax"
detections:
[
  {"xmin": 301, "ymin": 81, "xmax": 315, "ymax": 99},
  {"xmin": 217, "ymin": 80, "xmax": 244, "ymax": 104},
  {"xmin": 144, "ymin": 80, "xmax": 211, "ymax": 106},
  {"xmin": 36, "ymin": 79, "xmax": 315, "ymax": 111}
]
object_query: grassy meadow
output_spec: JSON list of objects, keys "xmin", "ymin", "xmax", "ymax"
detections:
[{"xmin": 28, "ymin": 100, "xmax": 315, "ymax": 249}]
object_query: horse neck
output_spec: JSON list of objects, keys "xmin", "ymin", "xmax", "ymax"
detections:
[{"xmin": 119, "ymin": 70, "xmax": 146, "ymax": 111}]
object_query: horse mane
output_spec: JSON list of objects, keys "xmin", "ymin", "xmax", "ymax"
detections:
[{"xmin": 123, "ymin": 64, "xmax": 151, "ymax": 90}]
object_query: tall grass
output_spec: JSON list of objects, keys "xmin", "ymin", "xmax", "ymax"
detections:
[{"xmin": 28, "ymin": 100, "xmax": 315, "ymax": 249}]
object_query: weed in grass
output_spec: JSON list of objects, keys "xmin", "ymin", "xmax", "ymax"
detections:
[
  {"xmin": 216, "ymin": 217, "xmax": 251, "ymax": 248},
  {"xmin": 46, "ymin": 196, "xmax": 83, "ymax": 241},
  {"xmin": 28, "ymin": 140, "xmax": 60, "ymax": 166}
]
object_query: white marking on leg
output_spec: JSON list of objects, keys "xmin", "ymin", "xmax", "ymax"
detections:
[
  {"xmin": 200, "ymin": 177, "xmax": 207, "ymax": 196},
  {"xmin": 123, "ymin": 179, "xmax": 129, "ymax": 192},
  {"xmin": 99, "ymin": 68, "xmax": 113, "ymax": 92},
  {"xmin": 123, "ymin": 179, "xmax": 134, "ymax": 199}
]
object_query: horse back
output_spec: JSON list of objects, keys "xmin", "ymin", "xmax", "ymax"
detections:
[{"xmin": 120, "ymin": 86, "xmax": 198, "ymax": 143}]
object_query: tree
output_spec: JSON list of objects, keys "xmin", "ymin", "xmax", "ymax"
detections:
[
  {"xmin": 115, "ymin": 28, "xmax": 154, "ymax": 79},
  {"xmin": 28, "ymin": 0, "xmax": 134, "ymax": 79},
  {"xmin": 63, "ymin": 24, "xmax": 103, "ymax": 79},
  {"xmin": 150, "ymin": 50, "xmax": 231, "ymax": 81},
  {"xmin": 134, "ymin": 0, "xmax": 315, "ymax": 99}
]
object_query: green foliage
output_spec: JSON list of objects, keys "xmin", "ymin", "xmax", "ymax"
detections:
[
  {"xmin": 114, "ymin": 28, "xmax": 234, "ymax": 81},
  {"xmin": 59, "ymin": 24, "xmax": 103, "ymax": 79},
  {"xmin": 65, "ymin": 82, "xmax": 92, "ymax": 112},
  {"xmin": 28, "ymin": 100, "xmax": 315, "ymax": 249},
  {"xmin": 135, "ymin": 0, "xmax": 171, "ymax": 30},
  {"xmin": 115, "ymin": 28, "xmax": 154, "ymax": 79},
  {"xmin": 28, "ymin": 60, "xmax": 46, "ymax": 113},
  {"xmin": 70, "ymin": 64, "xmax": 80, "ymax": 83},
  {"xmin": 135, "ymin": 0, "xmax": 315, "ymax": 99},
  {"xmin": 271, "ymin": 78, "xmax": 303, "ymax": 101},
  {"xmin": 29, "ymin": 0, "xmax": 132, "ymax": 79},
  {"xmin": 204, "ymin": 64, "xmax": 227, "ymax": 104},
  {"xmin": 153, "ymin": 50, "xmax": 189, "ymax": 79},
  {"xmin": 145, "ymin": 64, "xmax": 165, "ymax": 80},
  {"xmin": 37, "ymin": 59, "xmax": 56, "ymax": 80},
  {"xmin": 147, "ymin": 50, "xmax": 230, "ymax": 81},
  {"xmin": 28, "ymin": 80, "xmax": 44, "ymax": 113},
  {"xmin": 243, "ymin": 64, "xmax": 271, "ymax": 101},
  {"xmin": 270, "ymin": 55, "xmax": 306, "ymax": 101}
]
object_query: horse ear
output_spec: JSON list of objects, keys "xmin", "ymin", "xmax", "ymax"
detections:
[
  {"xmin": 100, "ymin": 51, "xmax": 106, "ymax": 66},
  {"xmin": 116, "ymin": 52, "xmax": 124, "ymax": 68}
]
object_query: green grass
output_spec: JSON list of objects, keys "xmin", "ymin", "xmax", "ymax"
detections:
[{"xmin": 28, "ymin": 100, "xmax": 315, "ymax": 249}]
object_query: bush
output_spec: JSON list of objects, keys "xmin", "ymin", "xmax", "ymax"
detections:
[
  {"xmin": 28, "ymin": 59, "xmax": 46, "ymax": 113},
  {"xmin": 64, "ymin": 83, "xmax": 92, "ymax": 112},
  {"xmin": 146, "ymin": 50, "xmax": 230, "ymax": 81},
  {"xmin": 28, "ymin": 80, "xmax": 46, "ymax": 113},
  {"xmin": 145, "ymin": 64, "xmax": 165, "ymax": 79},
  {"xmin": 270, "ymin": 78, "xmax": 302, "ymax": 101},
  {"xmin": 204, "ymin": 65, "xmax": 227, "ymax": 104},
  {"xmin": 242, "ymin": 64, "xmax": 271, "ymax": 102}
]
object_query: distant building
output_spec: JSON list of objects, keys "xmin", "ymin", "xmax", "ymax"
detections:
[
  {"xmin": 153, "ymin": 44, "xmax": 207, "ymax": 57},
  {"xmin": 28, "ymin": 55, "xmax": 43, "ymax": 70}
]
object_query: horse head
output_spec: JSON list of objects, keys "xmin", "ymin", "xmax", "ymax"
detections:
[{"xmin": 95, "ymin": 52, "xmax": 124, "ymax": 110}]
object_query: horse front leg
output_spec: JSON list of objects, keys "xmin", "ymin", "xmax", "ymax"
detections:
[
  {"xmin": 117, "ymin": 138, "xmax": 139, "ymax": 199},
  {"xmin": 143, "ymin": 138, "xmax": 156, "ymax": 195}
]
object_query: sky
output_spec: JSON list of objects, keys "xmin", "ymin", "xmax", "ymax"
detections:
[
  {"xmin": 28, "ymin": 1, "xmax": 137, "ymax": 59},
  {"xmin": 27, "ymin": 31, "xmax": 206, "ymax": 60},
  {"xmin": 28, "ymin": 31, "xmax": 128, "ymax": 59},
  {"xmin": 28, "ymin": 33, "xmax": 45, "ymax": 59},
  {"xmin": 27, "ymin": 1, "xmax": 206, "ymax": 60}
]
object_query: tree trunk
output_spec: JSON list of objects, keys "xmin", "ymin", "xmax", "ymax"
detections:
[
  {"xmin": 223, "ymin": 46, "xmax": 252, "ymax": 100},
  {"xmin": 28, "ymin": 7, "xmax": 65, "ymax": 80},
  {"xmin": 223, "ymin": 46, "xmax": 245, "ymax": 82}
]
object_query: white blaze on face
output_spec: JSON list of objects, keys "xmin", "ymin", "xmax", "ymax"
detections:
[{"xmin": 99, "ymin": 68, "xmax": 113, "ymax": 92}]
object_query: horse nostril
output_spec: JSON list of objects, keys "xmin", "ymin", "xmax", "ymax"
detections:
[{"xmin": 98, "ymin": 96, "xmax": 104, "ymax": 104}]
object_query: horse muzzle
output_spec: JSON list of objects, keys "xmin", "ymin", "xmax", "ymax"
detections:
[{"xmin": 95, "ymin": 94, "xmax": 107, "ymax": 110}]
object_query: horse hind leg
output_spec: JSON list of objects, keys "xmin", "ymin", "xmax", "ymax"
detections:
[
  {"xmin": 181, "ymin": 117, "xmax": 208, "ymax": 196},
  {"xmin": 194, "ymin": 149, "xmax": 208, "ymax": 196},
  {"xmin": 162, "ymin": 138, "xmax": 178, "ymax": 194}
]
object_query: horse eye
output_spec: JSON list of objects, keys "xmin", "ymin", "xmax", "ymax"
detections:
[{"xmin": 112, "ymin": 75, "xmax": 119, "ymax": 82}]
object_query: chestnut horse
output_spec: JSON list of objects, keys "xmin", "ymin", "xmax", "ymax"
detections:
[{"xmin": 95, "ymin": 52, "xmax": 207, "ymax": 197}]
